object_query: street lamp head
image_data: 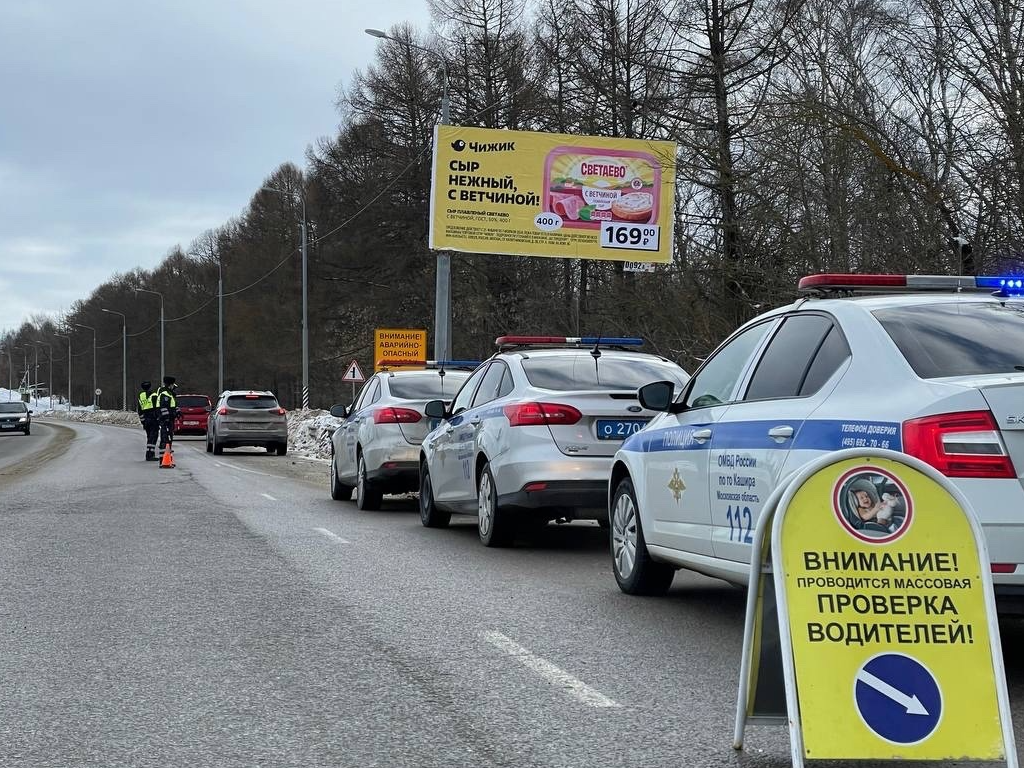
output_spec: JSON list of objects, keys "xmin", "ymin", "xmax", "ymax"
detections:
[{"xmin": 365, "ymin": 28, "xmax": 388, "ymax": 39}]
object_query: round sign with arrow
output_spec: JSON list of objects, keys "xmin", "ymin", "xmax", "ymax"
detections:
[{"xmin": 854, "ymin": 653, "xmax": 942, "ymax": 745}]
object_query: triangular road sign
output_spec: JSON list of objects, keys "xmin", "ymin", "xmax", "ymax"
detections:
[{"xmin": 343, "ymin": 360, "xmax": 365, "ymax": 383}]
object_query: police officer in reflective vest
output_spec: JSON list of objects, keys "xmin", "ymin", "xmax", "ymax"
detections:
[
  {"xmin": 137, "ymin": 380, "xmax": 159, "ymax": 461},
  {"xmin": 153, "ymin": 376, "xmax": 178, "ymax": 465}
]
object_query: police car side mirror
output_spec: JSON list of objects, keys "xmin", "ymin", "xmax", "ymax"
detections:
[
  {"xmin": 638, "ymin": 380, "xmax": 677, "ymax": 412},
  {"xmin": 424, "ymin": 400, "xmax": 447, "ymax": 419},
  {"xmin": 329, "ymin": 404, "xmax": 348, "ymax": 418}
]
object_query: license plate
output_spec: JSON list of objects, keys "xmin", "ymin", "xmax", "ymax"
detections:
[
  {"xmin": 0, "ymin": 423, "xmax": 14, "ymax": 429},
  {"xmin": 596, "ymin": 419, "xmax": 648, "ymax": 440},
  {"xmin": 184, "ymin": 421, "xmax": 199, "ymax": 426}
]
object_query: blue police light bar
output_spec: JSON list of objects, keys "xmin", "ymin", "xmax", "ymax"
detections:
[
  {"xmin": 426, "ymin": 360, "xmax": 482, "ymax": 369},
  {"xmin": 495, "ymin": 335, "xmax": 644, "ymax": 347}
]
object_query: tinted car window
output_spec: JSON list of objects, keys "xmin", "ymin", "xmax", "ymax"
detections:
[
  {"xmin": 451, "ymin": 365, "xmax": 488, "ymax": 414},
  {"xmin": 0, "ymin": 403, "xmax": 28, "ymax": 413},
  {"xmin": 388, "ymin": 373, "xmax": 469, "ymax": 400},
  {"xmin": 685, "ymin": 321, "xmax": 775, "ymax": 409},
  {"xmin": 368, "ymin": 380, "xmax": 382, "ymax": 405},
  {"xmin": 352, "ymin": 379, "xmax": 376, "ymax": 411},
  {"xmin": 745, "ymin": 315, "xmax": 834, "ymax": 400},
  {"xmin": 226, "ymin": 395, "xmax": 278, "ymax": 409},
  {"xmin": 521, "ymin": 355, "xmax": 687, "ymax": 391},
  {"xmin": 473, "ymin": 362, "xmax": 509, "ymax": 407},
  {"xmin": 800, "ymin": 326, "xmax": 851, "ymax": 396},
  {"xmin": 874, "ymin": 302, "xmax": 1024, "ymax": 378},
  {"xmin": 497, "ymin": 367, "xmax": 514, "ymax": 398},
  {"xmin": 177, "ymin": 396, "xmax": 210, "ymax": 408}
]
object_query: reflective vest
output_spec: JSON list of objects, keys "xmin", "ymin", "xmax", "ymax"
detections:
[
  {"xmin": 153, "ymin": 387, "xmax": 176, "ymax": 410},
  {"xmin": 138, "ymin": 390, "xmax": 155, "ymax": 413}
]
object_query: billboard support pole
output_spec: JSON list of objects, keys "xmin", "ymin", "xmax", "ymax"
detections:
[{"xmin": 435, "ymin": 68, "xmax": 452, "ymax": 362}]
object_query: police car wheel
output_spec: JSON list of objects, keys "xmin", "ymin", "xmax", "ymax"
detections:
[
  {"xmin": 611, "ymin": 477, "xmax": 674, "ymax": 596},
  {"xmin": 356, "ymin": 453, "xmax": 382, "ymax": 510},
  {"xmin": 419, "ymin": 462, "xmax": 450, "ymax": 528},
  {"xmin": 330, "ymin": 455, "xmax": 353, "ymax": 501},
  {"xmin": 478, "ymin": 463, "xmax": 513, "ymax": 547}
]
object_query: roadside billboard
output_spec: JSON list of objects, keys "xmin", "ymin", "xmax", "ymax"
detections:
[{"xmin": 430, "ymin": 126, "xmax": 676, "ymax": 263}]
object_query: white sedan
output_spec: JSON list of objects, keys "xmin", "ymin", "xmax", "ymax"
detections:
[{"xmin": 610, "ymin": 273, "xmax": 1024, "ymax": 613}]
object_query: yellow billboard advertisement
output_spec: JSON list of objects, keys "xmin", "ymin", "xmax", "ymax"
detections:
[{"xmin": 429, "ymin": 125, "xmax": 676, "ymax": 263}]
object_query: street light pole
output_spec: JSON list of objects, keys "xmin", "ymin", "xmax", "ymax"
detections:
[
  {"xmin": 366, "ymin": 27, "xmax": 452, "ymax": 361},
  {"xmin": 55, "ymin": 333, "xmax": 71, "ymax": 410},
  {"xmin": 4, "ymin": 343, "xmax": 12, "ymax": 399},
  {"xmin": 102, "ymin": 308, "xmax": 127, "ymax": 411},
  {"xmin": 136, "ymin": 288, "xmax": 164, "ymax": 382},
  {"xmin": 218, "ymin": 253, "xmax": 224, "ymax": 395},
  {"xmin": 74, "ymin": 323, "xmax": 97, "ymax": 408},
  {"xmin": 261, "ymin": 185, "xmax": 309, "ymax": 408},
  {"xmin": 35, "ymin": 342, "xmax": 52, "ymax": 407}
]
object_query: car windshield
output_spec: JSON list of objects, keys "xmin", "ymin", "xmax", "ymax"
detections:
[
  {"xmin": 177, "ymin": 396, "xmax": 209, "ymax": 408},
  {"xmin": 0, "ymin": 403, "xmax": 27, "ymax": 413},
  {"xmin": 874, "ymin": 302, "xmax": 1024, "ymax": 378},
  {"xmin": 522, "ymin": 354, "xmax": 688, "ymax": 391},
  {"xmin": 388, "ymin": 373, "xmax": 470, "ymax": 400},
  {"xmin": 226, "ymin": 395, "xmax": 279, "ymax": 409}
]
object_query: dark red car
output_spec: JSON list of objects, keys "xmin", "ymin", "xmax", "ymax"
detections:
[{"xmin": 174, "ymin": 394, "xmax": 213, "ymax": 435}]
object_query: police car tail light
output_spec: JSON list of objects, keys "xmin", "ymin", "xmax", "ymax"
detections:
[
  {"xmin": 374, "ymin": 407, "xmax": 422, "ymax": 424},
  {"xmin": 217, "ymin": 406, "xmax": 229, "ymax": 415},
  {"xmin": 503, "ymin": 402, "xmax": 582, "ymax": 427},
  {"xmin": 902, "ymin": 410, "xmax": 1016, "ymax": 478}
]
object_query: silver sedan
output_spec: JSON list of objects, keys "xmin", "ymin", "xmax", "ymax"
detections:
[{"xmin": 329, "ymin": 367, "xmax": 472, "ymax": 509}]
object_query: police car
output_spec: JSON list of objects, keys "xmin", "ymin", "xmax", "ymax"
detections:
[
  {"xmin": 418, "ymin": 336, "xmax": 689, "ymax": 546},
  {"xmin": 329, "ymin": 362, "xmax": 473, "ymax": 509},
  {"xmin": 609, "ymin": 274, "xmax": 1024, "ymax": 611}
]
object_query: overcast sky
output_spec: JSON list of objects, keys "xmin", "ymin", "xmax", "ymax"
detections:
[{"xmin": 0, "ymin": 0, "xmax": 432, "ymax": 335}]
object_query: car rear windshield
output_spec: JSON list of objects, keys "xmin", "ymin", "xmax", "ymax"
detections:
[
  {"xmin": 226, "ymin": 395, "xmax": 279, "ymax": 409},
  {"xmin": 874, "ymin": 302, "xmax": 1024, "ymax": 378},
  {"xmin": 177, "ymin": 396, "xmax": 209, "ymax": 408},
  {"xmin": 388, "ymin": 373, "xmax": 470, "ymax": 400},
  {"xmin": 522, "ymin": 355, "xmax": 688, "ymax": 391},
  {"xmin": 0, "ymin": 403, "xmax": 27, "ymax": 413}
]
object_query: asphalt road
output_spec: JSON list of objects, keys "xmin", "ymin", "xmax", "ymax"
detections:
[{"xmin": 1, "ymin": 420, "xmax": 1023, "ymax": 767}]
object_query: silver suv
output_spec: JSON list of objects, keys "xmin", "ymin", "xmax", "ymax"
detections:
[{"xmin": 206, "ymin": 390, "xmax": 288, "ymax": 455}]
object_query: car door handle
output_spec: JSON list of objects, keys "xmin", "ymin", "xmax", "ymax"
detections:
[
  {"xmin": 768, "ymin": 425, "xmax": 794, "ymax": 440},
  {"xmin": 445, "ymin": 425, "xmax": 455, "ymax": 435},
  {"xmin": 692, "ymin": 428, "xmax": 712, "ymax": 442},
  {"xmin": 470, "ymin": 417, "xmax": 482, "ymax": 427}
]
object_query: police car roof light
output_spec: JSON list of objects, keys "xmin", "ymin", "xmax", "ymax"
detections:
[
  {"xmin": 426, "ymin": 360, "xmax": 481, "ymax": 369},
  {"xmin": 798, "ymin": 273, "xmax": 1024, "ymax": 296},
  {"xmin": 495, "ymin": 335, "xmax": 644, "ymax": 348}
]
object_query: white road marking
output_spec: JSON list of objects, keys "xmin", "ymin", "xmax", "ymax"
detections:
[
  {"xmin": 483, "ymin": 631, "xmax": 619, "ymax": 708},
  {"xmin": 260, "ymin": 493, "xmax": 277, "ymax": 501},
  {"xmin": 314, "ymin": 527, "xmax": 351, "ymax": 544},
  {"xmin": 212, "ymin": 460, "xmax": 273, "ymax": 477}
]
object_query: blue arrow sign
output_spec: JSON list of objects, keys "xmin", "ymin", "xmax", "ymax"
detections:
[{"xmin": 855, "ymin": 653, "xmax": 942, "ymax": 744}]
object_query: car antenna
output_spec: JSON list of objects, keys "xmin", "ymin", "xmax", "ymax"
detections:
[{"xmin": 591, "ymin": 333, "xmax": 603, "ymax": 386}]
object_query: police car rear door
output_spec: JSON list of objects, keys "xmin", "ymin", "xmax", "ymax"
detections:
[{"xmin": 709, "ymin": 312, "xmax": 852, "ymax": 563}]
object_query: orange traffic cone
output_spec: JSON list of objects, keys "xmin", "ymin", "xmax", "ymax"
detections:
[{"xmin": 159, "ymin": 449, "xmax": 175, "ymax": 469}]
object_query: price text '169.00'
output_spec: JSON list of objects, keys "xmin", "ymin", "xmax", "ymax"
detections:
[{"xmin": 600, "ymin": 223, "xmax": 660, "ymax": 252}]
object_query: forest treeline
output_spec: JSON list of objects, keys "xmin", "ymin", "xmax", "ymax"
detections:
[{"xmin": 4, "ymin": 0, "xmax": 1023, "ymax": 408}]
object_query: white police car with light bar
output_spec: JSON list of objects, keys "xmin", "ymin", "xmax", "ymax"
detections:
[
  {"xmin": 609, "ymin": 273, "xmax": 1024, "ymax": 612},
  {"xmin": 419, "ymin": 336, "xmax": 689, "ymax": 547}
]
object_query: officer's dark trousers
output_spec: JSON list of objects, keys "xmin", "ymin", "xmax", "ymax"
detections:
[
  {"xmin": 143, "ymin": 416, "xmax": 159, "ymax": 459},
  {"xmin": 158, "ymin": 418, "xmax": 174, "ymax": 458}
]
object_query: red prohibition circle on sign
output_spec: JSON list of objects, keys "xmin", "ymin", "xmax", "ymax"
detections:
[{"xmin": 832, "ymin": 465, "xmax": 914, "ymax": 544}]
